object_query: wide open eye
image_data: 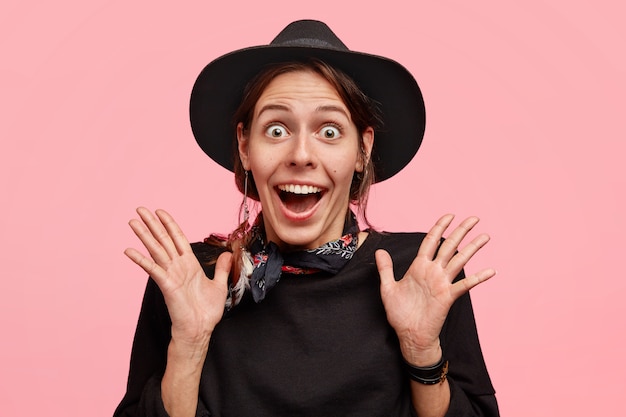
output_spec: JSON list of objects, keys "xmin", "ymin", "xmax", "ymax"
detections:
[
  {"xmin": 320, "ymin": 125, "xmax": 341, "ymax": 139},
  {"xmin": 265, "ymin": 124, "xmax": 288, "ymax": 138}
]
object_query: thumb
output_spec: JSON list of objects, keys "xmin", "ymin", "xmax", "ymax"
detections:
[
  {"xmin": 214, "ymin": 251, "xmax": 233, "ymax": 288},
  {"xmin": 375, "ymin": 249, "xmax": 396, "ymax": 288}
]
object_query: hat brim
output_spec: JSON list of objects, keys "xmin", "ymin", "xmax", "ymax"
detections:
[{"xmin": 190, "ymin": 44, "xmax": 425, "ymax": 182}]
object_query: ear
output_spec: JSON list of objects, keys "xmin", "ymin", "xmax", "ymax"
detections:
[
  {"xmin": 237, "ymin": 122, "xmax": 250, "ymax": 171},
  {"xmin": 356, "ymin": 127, "xmax": 374, "ymax": 173}
]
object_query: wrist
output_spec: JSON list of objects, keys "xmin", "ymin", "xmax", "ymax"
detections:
[
  {"xmin": 404, "ymin": 355, "xmax": 449, "ymax": 385},
  {"xmin": 170, "ymin": 322, "xmax": 214, "ymax": 348},
  {"xmin": 399, "ymin": 338, "xmax": 448, "ymax": 386},
  {"xmin": 399, "ymin": 337, "xmax": 442, "ymax": 367},
  {"xmin": 167, "ymin": 336, "xmax": 211, "ymax": 367}
]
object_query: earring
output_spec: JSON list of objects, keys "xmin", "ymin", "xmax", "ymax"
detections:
[{"xmin": 242, "ymin": 170, "xmax": 250, "ymax": 223}]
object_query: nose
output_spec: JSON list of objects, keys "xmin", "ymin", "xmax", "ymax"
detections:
[{"xmin": 288, "ymin": 131, "xmax": 317, "ymax": 168}]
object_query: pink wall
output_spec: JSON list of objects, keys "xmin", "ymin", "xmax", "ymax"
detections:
[{"xmin": 2, "ymin": 1, "xmax": 624, "ymax": 415}]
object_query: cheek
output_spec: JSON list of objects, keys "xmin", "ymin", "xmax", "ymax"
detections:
[
  {"xmin": 248, "ymin": 157, "xmax": 274, "ymax": 189},
  {"xmin": 330, "ymin": 163, "xmax": 356, "ymax": 187},
  {"xmin": 251, "ymin": 156, "xmax": 274, "ymax": 171},
  {"xmin": 333, "ymin": 151, "xmax": 359, "ymax": 175}
]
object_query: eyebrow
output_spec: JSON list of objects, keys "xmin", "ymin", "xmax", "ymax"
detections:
[
  {"xmin": 256, "ymin": 104, "xmax": 350, "ymax": 120},
  {"xmin": 256, "ymin": 104, "xmax": 290, "ymax": 118},
  {"xmin": 315, "ymin": 105, "xmax": 350, "ymax": 120}
]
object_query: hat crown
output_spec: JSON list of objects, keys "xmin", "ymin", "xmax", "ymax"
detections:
[{"xmin": 270, "ymin": 20, "xmax": 349, "ymax": 51}]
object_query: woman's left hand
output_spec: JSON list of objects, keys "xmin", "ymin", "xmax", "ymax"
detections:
[{"xmin": 375, "ymin": 214, "xmax": 496, "ymax": 365}]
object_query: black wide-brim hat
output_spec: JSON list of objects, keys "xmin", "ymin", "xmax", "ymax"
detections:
[{"xmin": 190, "ymin": 19, "xmax": 425, "ymax": 182}]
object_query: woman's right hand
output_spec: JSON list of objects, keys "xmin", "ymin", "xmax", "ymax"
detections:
[{"xmin": 124, "ymin": 207, "xmax": 232, "ymax": 348}]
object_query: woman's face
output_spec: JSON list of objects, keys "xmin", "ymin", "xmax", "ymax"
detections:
[{"xmin": 238, "ymin": 70, "xmax": 373, "ymax": 251}]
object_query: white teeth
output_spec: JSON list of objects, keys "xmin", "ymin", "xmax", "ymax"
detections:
[{"xmin": 278, "ymin": 184, "xmax": 321, "ymax": 194}]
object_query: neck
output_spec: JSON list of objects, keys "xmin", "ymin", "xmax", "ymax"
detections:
[{"xmin": 251, "ymin": 210, "xmax": 359, "ymax": 252}]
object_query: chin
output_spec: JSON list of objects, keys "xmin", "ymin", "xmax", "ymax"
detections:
[{"xmin": 271, "ymin": 223, "xmax": 326, "ymax": 251}]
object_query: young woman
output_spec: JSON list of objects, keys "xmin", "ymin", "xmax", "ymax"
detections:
[{"xmin": 114, "ymin": 20, "xmax": 499, "ymax": 417}]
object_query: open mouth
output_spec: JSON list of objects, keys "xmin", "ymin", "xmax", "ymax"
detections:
[{"xmin": 277, "ymin": 184, "xmax": 324, "ymax": 214}]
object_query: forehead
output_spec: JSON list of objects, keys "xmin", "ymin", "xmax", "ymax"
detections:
[{"xmin": 254, "ymin": 70, "xmax": 347, "ymax": 111}]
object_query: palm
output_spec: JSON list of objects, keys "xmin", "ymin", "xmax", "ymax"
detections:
[
  {"xmin": 124, "ymin": 208, "xmax": 231, "ymax": 343},
  {"xmin": 376, "ymin": 215, "xmax": 495, "ymax": 358}
]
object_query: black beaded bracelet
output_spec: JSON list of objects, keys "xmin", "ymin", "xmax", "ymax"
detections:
[{"xmin": 404, "ymin": 357, "xmax": 449, "ymax": 385}]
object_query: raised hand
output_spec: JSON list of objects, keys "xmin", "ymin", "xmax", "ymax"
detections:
[
  {"xmin": 375, "ymin": 214, "xmax": 496, "ymax": 365},
  {"xmin": 124, "ymin": 207, "xmax": 231, "ymax": 346}
]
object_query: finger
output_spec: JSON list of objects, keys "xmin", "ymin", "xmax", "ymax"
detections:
[
  {"xmin": 124, "ymin": 247, "xmax": 166, "ymax": 282},
  {"xmin": 213, "ymin": 251, "xmax": 233, "ymax": 288},
  {"xmin": 136, "ymin": 207, "xmax": 179, "ymax": 258},
  {"xmin": 445, "ymin": 233, "xmax": 490, "ymax": 277},
  {"xmin": 155, "ymin": 209, "xmax": 193, "ymax": 256},
  {"xmin": 450, "ymin": 268, "xmax": 497, "ymax": 300},
  {"xmin": 128, "ymin": 217, "xmax": 171, "ymax": 266},
  {"xmin": 436, "ymin": 216, "xmax": 480, "ymax": 267},
  {"xmin": 375, "ymin": 249, "xmax": 396, "ymax": 289},
  {"xmin": 417, "ymin": 214, "xmax": 455, "ymax": 260}
]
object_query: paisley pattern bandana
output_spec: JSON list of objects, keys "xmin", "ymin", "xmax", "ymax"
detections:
[{"xmin": 248, "ymin": 211, "xmax": 359, "ymax": 303}]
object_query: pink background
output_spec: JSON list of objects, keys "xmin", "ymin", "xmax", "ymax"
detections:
[{"xmin": 2, "ymin": 1, "xmax": 624, "ymax": 415}]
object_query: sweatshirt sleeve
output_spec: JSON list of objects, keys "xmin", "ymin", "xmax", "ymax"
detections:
[
  {"xmin": 440, "ymin": 275, "xmax": 499, "ymax": 417},
  {"xmin": 113, "ymin": 243, "xmax": 221, "ymax": 417},
  {"xmin": 381, "ymin": 231, "xmax": 499, "ymax": 416},
  {"xmin": 112, "ymin": 277, "xmax": 173, "ymax": 417}
]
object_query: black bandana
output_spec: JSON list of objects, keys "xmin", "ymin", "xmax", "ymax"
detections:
[{"xmin": 248, "ymin": 212, "xmax": 359, "ymax": 303}]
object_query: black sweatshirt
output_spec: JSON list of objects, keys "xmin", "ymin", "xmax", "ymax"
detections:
[{"xmin": 114, "ymin": 231, "xmax": 498, "ymax": 417}]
